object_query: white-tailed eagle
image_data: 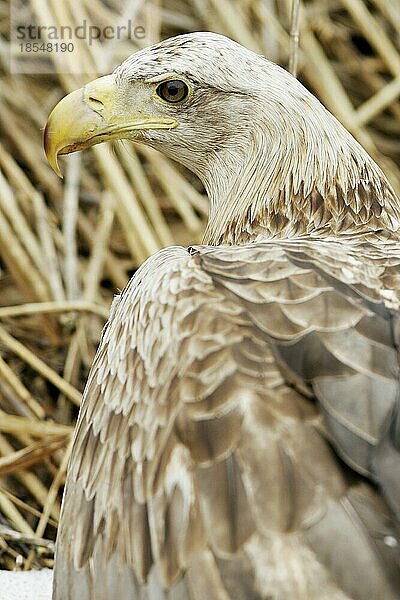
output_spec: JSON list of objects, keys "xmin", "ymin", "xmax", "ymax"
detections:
[{"xmin": 44, "ymin": 32, "xmax": 400, "ymax": 600}]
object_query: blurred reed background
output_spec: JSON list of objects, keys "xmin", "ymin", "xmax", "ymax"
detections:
[{"xmin": 0, "ymin": 0, "xmax": 399, "ymax": 571}]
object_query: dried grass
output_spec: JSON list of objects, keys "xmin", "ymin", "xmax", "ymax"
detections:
[{"xmin": 0, "ymin": 0, "xmax": 399, "ymax": 570}]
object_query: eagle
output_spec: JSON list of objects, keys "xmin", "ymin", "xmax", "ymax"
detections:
[{"xmin": 44, "ymin": 32, "xmax": 400, "ymax": 600}]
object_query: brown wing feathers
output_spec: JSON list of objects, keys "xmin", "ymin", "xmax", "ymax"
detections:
[{"xmin": 53, "ymin": 242, "xmax": 400, "ymax": 600}]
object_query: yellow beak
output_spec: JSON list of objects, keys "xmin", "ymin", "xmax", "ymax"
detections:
[{"xmin": 44, "ymin": 74, "xmax": 178, "ymax": 177}]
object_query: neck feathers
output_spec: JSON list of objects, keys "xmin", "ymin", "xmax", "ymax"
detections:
[{"xmin": 202, "ymin": 89, "xmax": 400, "ymax": 245}]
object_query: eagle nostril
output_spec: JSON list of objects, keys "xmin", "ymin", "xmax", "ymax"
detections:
[{"xmin": 88, "ymin": 97, "xmax": 104, "ymax": 110}]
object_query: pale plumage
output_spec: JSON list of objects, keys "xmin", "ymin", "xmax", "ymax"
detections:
[{"xmin": 44, "ymin": 32, "xmax": 400, "ymax": 600}]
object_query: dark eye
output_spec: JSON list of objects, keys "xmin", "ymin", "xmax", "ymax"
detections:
[{"xmin": 156, "ymin": 80, "xmax": 189, "ymax": 104}]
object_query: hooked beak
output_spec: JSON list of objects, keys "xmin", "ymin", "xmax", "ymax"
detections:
[{"xmin": 44, "ymin": 74, "xmax": 178, "ymax": 177}]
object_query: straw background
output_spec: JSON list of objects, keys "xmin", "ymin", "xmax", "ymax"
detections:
[{"xmin": 0, "ymin": 0, "xmax": 399, "ymax": 571}]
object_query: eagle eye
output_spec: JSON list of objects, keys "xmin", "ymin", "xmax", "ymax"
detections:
[{"xmin": 156, "ymin": 80, "xmax": 189, "ymax": 104}]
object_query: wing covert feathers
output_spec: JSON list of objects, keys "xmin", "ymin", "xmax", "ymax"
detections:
[{"xmin": 54, "ymin": 241, "xmax": 400, "ymax": 600}]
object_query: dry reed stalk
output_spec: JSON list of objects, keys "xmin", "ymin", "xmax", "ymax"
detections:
[
  {"xmin": 0, "ymin": 434, "xmax": 61, "ymax": 521},
  {"xmin": 77, "ymin": 212, "xmax": 128, "ymax": 290},
  {"xmin": 0, "ymin": 487, "xmax": 58, "ymax": 528},
  {"xmin": 137, "ymin": 145, "xmax": 208, "ymax": 217},
  {"xmin": 353, "ymin": 74, "xmax": 400, "ymax": 127},
  {"xmin": 340, "ymin": 0, "xmax": 400, "ymax": 77},
  {"xmin": 0, "ymin": 208, "xmax": 51, "ymax": 304},
  {"xmin": 63, "ymin": 154, "xmax": 81, "ymax": 302},
  {"xmin": 32, "ymin": 191, "xmax": 66, "ymax": 303},
  {"xmin": 0, "ymin": 101, "xmax": 62, "ymax": 200},
  {"xmin": 0, "ymin": 437, "xmax": 68, "ymax": 477},
  {"xmin": 139, "ymin": 146, "xmax": 204, "ymax": 237},
  {"xmin": 300, "ymin": 25, "xmax": 400, "ymax": 191},
  {"xmin": 82, "ymin": 193, "xmax": 116, "ymax": 303},
  {"xmin": 0, "ymin": 172, "xmax": 47, "ymax": 276},
  {"xmin": 29, "ymin": 0, "xmax": 81, "ymax": 91},
  {"xmin": 0, "ymin": 525, "xmax": 54, "ymax": 550},
  {"xmin": 24, "ymin": 436, "xmax": 72, "ymax": 569},
  {"xmin": 51, "ymin": 0, "xmax": 97, "ymax": 77},
  {"xmin": 58, "ymin": 193, "xmax": 115, "ymax": 411},
  {"xmin": 207, "ymin": 0, "xmax": 262, "ymax": 52},
  {"xmin": 93, "ymin": 144, "xmax": 160, "ymax": 261},
  {"xmin": 0, "ymin": 491, "xmax": 35, "ymax": 536},
  {"xmin": 0, "ymin": 412, "xmax": 72, "ymax": 437},
  {"xmin": 289, "ymin": 0, "xmax": 301, "ymax": 76},
  {"xmin": 0, "ymin": 355, "xmax": 45, "ymax": 419},
  {"xmin": 0, "ymin": 206, "xmax": 60, "ymax": 343},
  {"xmin": 0, "ymin": 300, "xmax": 109, "ymax": 320},
  {"xmin": 144, "ymin": 0, "xmax": 162, "ymax": 45},
  {"xmin": 0, "ymin": 142, "xmax": 37, "ymax": 201},
  {"xmin": 117, "ymin": 145, "xmax": 174, "ymax": 247},
  {"xmin": 314, "ymin": 18, "xmax": 400, "ymax": 124},
  {"xmin": 0, "ymin": 326, "xmax": 81, "ymax": 406}
]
